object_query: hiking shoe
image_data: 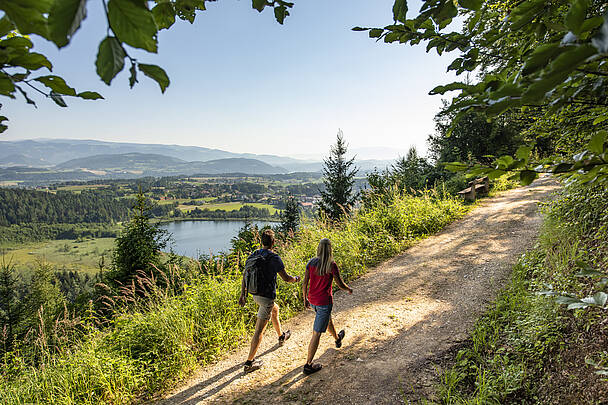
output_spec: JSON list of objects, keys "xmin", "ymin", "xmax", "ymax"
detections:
[
  {"xmin": 335, "ymin": 329, "xmax": 345, "ymax": 348},
  {"xmin": 278, "ymin": 330, "xmax": 291, "ymax": 346},
  {"xmin": 303, "ymin": 363, "xmax": 322, "ymax": 375},
  {"xmin": 244, "ymin": 359, "xmax": 263, "ymax": 374}
]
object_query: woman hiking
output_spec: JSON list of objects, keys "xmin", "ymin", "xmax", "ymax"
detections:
[{"xmin": 302, "ymin": 238, "xmax": 353, "ymax": 375}]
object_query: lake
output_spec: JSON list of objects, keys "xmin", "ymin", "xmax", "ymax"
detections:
[{"xmin": 160, "ymin": 220, "xmax": 276, "ymax": 258}]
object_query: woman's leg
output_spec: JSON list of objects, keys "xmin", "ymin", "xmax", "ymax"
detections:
[
  {"xmin": 327, "ymin": 317, "xmax": 338, "ymax": 340},
  {"xmin": 307, "ymin": 331, "xmax": 322, "ymax": 365}
]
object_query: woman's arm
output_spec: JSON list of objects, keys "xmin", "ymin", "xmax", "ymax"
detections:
[
  {"xmin": 302, "ymin": 267, "xmax": 310, "ymax": 308},
  {"xmin": 334, "ymin": 265, "xmax": 353, "ymax": 294}
]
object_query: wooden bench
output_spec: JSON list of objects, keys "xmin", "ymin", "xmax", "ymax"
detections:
[{"xmin": 457, "ymin": 177, "xmax": 489, "ymax": 201}]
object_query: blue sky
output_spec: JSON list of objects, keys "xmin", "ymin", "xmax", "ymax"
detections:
[{"xmin": 1, "ymin": 0, "xmax": 457, "ymax": 160}]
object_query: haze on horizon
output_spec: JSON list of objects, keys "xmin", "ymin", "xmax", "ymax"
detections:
[{"xmin": 1, "ymin": 0, "xmax": 455, "ymax": 161}]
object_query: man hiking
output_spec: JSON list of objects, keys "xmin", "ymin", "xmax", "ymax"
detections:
[{"xmin": 239, "ymin": 229, "xmax": 300, "ymax": 373}]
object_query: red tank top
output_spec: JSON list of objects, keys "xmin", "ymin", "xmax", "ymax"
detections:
[{"xmin": 307, "ymin": 258, "xmax": 339, "ymax": 306}]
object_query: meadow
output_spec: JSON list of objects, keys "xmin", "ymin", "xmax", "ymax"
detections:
[
  {"xmin": 0, "ymin": 187, "xmax": 469, "ymax": 404},
  {"xmin": 1, "ymin": 238, "xmax": 115, "ymax": 276}
]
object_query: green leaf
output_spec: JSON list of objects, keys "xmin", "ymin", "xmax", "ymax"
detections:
[
  {"xmin": 550, "ymin": 44, "xmax": 597, "ymax": 75},
  {"xmin": 9, "ymin": 52, "xmax": 52, "ymax": 71},
  {"xmin": 174, "ymin": 0, "xmax": 206, "ymax": 23},
  {"xmin": 252, "ymin": 0, "xmax": 265, "ymax": 12},
  {"xmin": 77, "ymin": 91, "xmax": 104, "ymax": 100},
  {"xmin": 0, "ymin": 116, "xmax": 8, "ymax": 133},
  {"xmin": 565, "ymin": 0, "xmax": 588, "ymax": 36},
  {"xmin": 444, "ymin": 162, "xmax": 469, "ymax": 172},
  {"xmin": 521, "ymin": 43, "xmax": 563, "ymax": 76},
  {"xmin": 0, "ymin": 36, "xmax": 33, "ymax": 52},
  {"xmin": 519, "ymin": 170, "xmax": 537, "ymax": 185},
  {"xmin": 129, "ymin": 63, "xmax": 138, "ymax": 88},
  {"xmin": 552, "ymin": 162, "xmax": 574, "ymax": 173},
  {"xmin": 34, "ymin": 75, "xmax": 76, "ymax": 96},
  {"xmin": 593, "ymin": 115, "xmax": 608, "ymax": 125},
  {"xmin": 392, "ymin": 0, "xmax": 407, "ymax": 23},
  {"xmin": 429, "ymin": 82, "xmax": 468, "ymax": 95},
  {"xmin": 48, "ymin": 0, "xmax": 87, "ymax": 48},
  {"xmin": 50, "ymin": 91, "xmax": 68, "ymax": 107},
  {"xmin": 580, "ymin": 16, "xmax": 604, "ymax": 33},
  {"xmin": 274, "ymin": 5, "xmax": 288, "ymax": 25},
  {"xmin": 0, "ymin": 73, "xmax": 16, "ymax": 96},
  {"xmin": 0, "ymin": 0, "xmax": 50, "ymax": 37},
  {"xmin": 108, "ymin": 0, "xmax": 158, "ymax": 52},
  {"xmin": 459, "ymin": 0, "xmax": 483, "ymax": 11},
  {"xmin": 592, "ymin": 14, "xmax": 608, "ymax": 54},
  {"xmin": 515, "ymin": 145, "xmax": 532, "ymax": 161},
  {"xmin": 588, "ymin": 131, "xmax": 607, "ymax": 154},
  {"xmin": 95, "ymin": 36, "xmax": 126, "ymax": 85},
  {"xmin": 509, "ymin": 0, "xmax": 545, "ymax": 31},
  {"xmin": 0, "ymin": 15, "xmax": 15, "ymax": 37},
  {"xmin": 152, "ymin": 2, "xmax": 175, "ymax": 30},
  {"xmin": 369, "ymin": 28, "xmax": 383, "ymax": 38},
  {"xmin": 138, "ymin": 63, "xmax": 169, "ymax": 93}
]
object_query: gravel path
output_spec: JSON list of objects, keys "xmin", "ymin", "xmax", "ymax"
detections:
[{"xmin": 156, "ymin": 177, "xmax": 558, "ymax": 404}]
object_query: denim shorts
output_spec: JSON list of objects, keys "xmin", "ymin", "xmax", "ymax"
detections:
[{"xmin": 311, "ymin": 303, "xmax": 333, "ymax": 333}]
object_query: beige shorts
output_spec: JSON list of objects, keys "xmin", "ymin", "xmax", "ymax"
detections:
[{"xmin": 252, "ymin": 295, "xmax": 275, "ymax": 321}]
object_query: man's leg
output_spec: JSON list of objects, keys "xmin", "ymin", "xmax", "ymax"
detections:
[
  {"xmin": 306, "ymin": 331, "xmax": 322, "ymax": 365},
  {"xmin": 247, "ymin": 316, "xmax": 269, "ymax": 362},
  {"xmin": 270, "ymin": 303, "xmax": 282, "ymax": 337}
]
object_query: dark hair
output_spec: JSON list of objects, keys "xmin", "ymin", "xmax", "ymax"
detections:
[{"xmin": 261, "ymin": 229, "xmax": 275, "ymax": 248}]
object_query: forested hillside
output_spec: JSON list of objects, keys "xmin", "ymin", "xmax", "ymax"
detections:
[{"xmin": 0, "ymin": 189, "xmax": 131, "ymax": 225}]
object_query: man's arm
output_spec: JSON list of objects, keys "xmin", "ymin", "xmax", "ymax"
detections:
[
  {"xmin": 302, "ymin": 267, "xmax": 310, "ymax": 309},
  {"xmin": 238, "ymin": 270, "xmax": 247, "ymax": 306},
  {"xmin": 278, "ymin": 268, "xmax": 300, "ymax": 283}
]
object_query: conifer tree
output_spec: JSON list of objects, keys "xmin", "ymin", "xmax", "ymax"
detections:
[
  {"xmin": 280, "ymin": 195, "xmax": 300, "ymax": 235},
  {"xmin": 109, "ymin": 189, "xmax": 169, "ymax": 286},
  {"xmin": 319, "ymin": 130, "xmax": 359, "ymax": 221}
]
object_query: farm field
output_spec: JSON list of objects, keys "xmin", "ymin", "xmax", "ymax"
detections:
[
  {"xmin": 1, "ymin": 237, "xmax": 114, "ymax": 275},
  {"xmin": 177, "ymin": 201, "xmax": 278, "ymax": 214}
]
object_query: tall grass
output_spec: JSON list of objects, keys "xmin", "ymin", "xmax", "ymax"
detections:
[
  {"xmin": 436, "ymin": 183, "xmax": 608, "ymax": 404},
  {"xmin": 1, "ymin": 189, "xmax": 467, "ymax": 404}
]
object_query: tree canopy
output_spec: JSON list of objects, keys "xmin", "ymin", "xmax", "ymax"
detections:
[
  {"xmin": 0, "ymin": 0, "xmax": 294, "ymax": 132},
  {"xmin": 355, "ymin": 0, "xmax": 608, "ymax": 185}
]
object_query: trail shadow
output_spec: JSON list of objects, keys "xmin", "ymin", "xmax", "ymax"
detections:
[{"xmin": 158, "ymin": 343, "xmax": 281, "ymax": 405}]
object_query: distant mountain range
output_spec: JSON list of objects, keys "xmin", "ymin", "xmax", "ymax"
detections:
[
  {"xmin": 0, "ymin": 139, "xmax": 395, "ymax": 183},
  {"xmin": 55, "ymin": 153, "xmax": 287, "ymax": 175}
]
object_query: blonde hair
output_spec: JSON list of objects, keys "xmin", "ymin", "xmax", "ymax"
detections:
[{"xmin": 316, "ymin": 238, "xmax": 334, "ymax": 276}]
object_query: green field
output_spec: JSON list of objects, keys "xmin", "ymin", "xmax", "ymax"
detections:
[
  {"xmin": 2, "ymin": 238, "xmax": 115, "ymax": 275},
  {"xmin": 56, "ymin": 184, "xmax": 111, "ymax": 192},
  {"xmin": 177, "ymin": 201, "xmax": 278, "ymax": 214}
]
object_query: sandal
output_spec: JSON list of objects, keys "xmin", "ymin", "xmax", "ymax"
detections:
[
  {"xmin": 303, "ymin": 363, "xmax": 322, "ymax": 375},
  {"xmin": 278, "ymin": 330, "xmax": 291, "ymax": 346},
  {"xmin": 335, "ymin": 329, "xmax": 345, "ymax": 348}
]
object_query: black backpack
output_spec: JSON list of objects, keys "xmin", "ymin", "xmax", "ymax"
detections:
[{"xmin": 244, "ymin": 250, "xmax": 267, "ymax": 296}]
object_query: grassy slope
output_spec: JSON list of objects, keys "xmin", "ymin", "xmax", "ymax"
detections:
[
  {"xmin": 435, "ymin": 185, "xmax": 608, "ymax": 404},
  {"xmin": 1, "ymin": 189, "xmax": 470, "ymax": 404},
  {"xmin": 2, "ymin": 238, "xmax": 115, "ymax": 275}
]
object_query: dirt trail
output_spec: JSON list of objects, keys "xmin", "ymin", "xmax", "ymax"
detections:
[{"xmin": 157, "ymin": 177, "xmax": 558, "ymax": 404}]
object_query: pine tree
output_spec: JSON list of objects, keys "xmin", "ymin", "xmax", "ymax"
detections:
[
  {"xmin": 280, "ymin": 194, "xmax": 300, "ymax": 235},
  {"xmin": 319, "ymin": 129, "xmax": 359, "ymax": 220},
  {"xmin": 109, "ymin": 188, "xmax": 169, "ymax": 286}
]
